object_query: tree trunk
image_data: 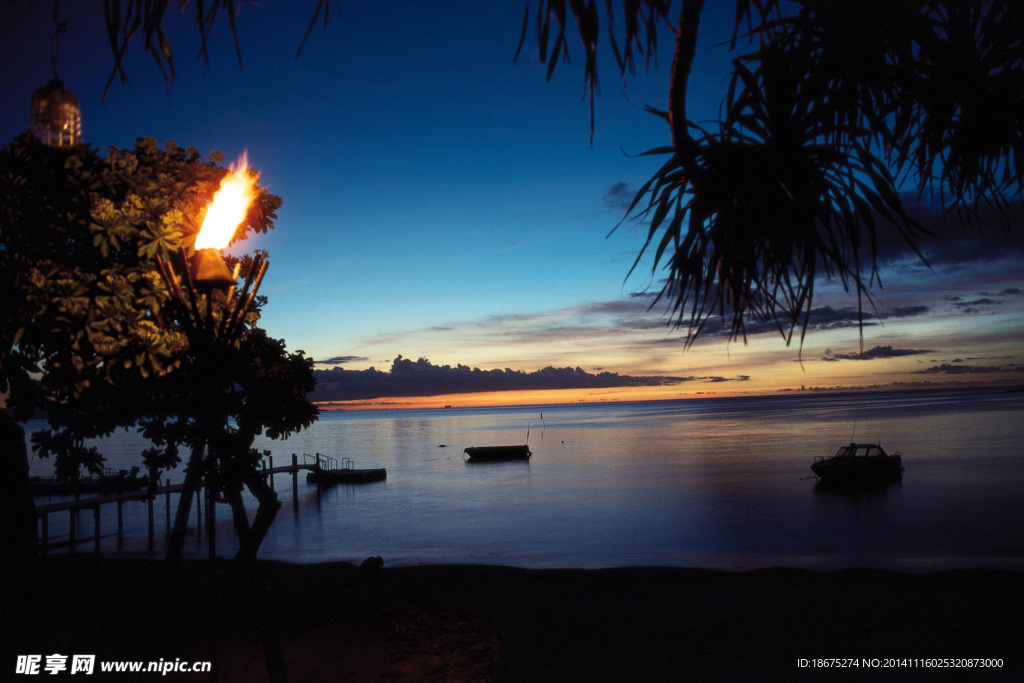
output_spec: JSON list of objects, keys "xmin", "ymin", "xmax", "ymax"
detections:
[
  {"xmin": 234, "ymin": 472, "xmax": 281, "ymax": 564},
  {"xmin": 165, "ymin": 442, "xmax": 205, "ymax": 562},
  {"xmin": 0, "ymin": 412, "xmax": 38, "ymax": 562},
  {"xmin": 225, "ymin": 485, "xmax": 251, "ymax": 541},
  {"xmin": 668, "ymin": 0, "xmax": 705, "ymax": 165}
]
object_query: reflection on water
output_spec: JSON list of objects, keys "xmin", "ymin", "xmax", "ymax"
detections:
[
  {"xmin": 25, "ymin": 387, "xmax": 1024, "ymax": 570},
  {"xmin": 813, "ymin": 475, "xmax": 903, "ymax": 499}
]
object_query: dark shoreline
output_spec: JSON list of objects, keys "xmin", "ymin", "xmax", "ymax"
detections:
[{"xmin": 3, "ymin": 556, "xmax": 1021, "ymax": 681}]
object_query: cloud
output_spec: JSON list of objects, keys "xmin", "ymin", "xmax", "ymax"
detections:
[
  {"xmin": 603, "ymin": 181, "xmax": 636, "ymax": 212},
  {"xmin": 914, "ymin": 363, "xmax": 1024, "ymax": 376},
  {"xmin": 315, "ymin": 355, "xmax": 368, "ymax": 367},
  {"xmin": 822, "ymin": 345, "xmax": 933, "ymax": 362},
  {"xmin": 632, "ymin": 285, "xmax": 937, "ymax": 341},
  {"xmin": 310, "ymin": 355, "xmax": 748, "ymax": 402},
  {"xmin": 890, "ymin": 305, "xmax": 930, "ymax": 318},
  {"xmin": 807, "ymin": 306, "xmax": 873, "ymax": 329},
  {"xmin": 954, "ymin": 298, "xmax": 999, "ymax": 308},
  {"xmin": 871, "ymin": 197, "xmax": 1024, "ymax": 266}
]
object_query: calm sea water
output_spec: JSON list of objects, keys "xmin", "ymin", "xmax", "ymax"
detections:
[{"xmin": 27, "ymin": 387, "xmax": 1024, "ymax": 571}]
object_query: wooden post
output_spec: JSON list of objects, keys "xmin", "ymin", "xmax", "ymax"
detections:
[
  {"xmin": 195, "ymin": 490, "xmax": 202, "ymax": 542},
  {"xmin": 93, "ymin": 506, "xmax": 101, "ymax": 553},
  {"xmin": 206, "ymin": 480, "xmax": 216, "ymax": 561},
  {"xmin": 269, "ymin": 455, "xmax": 274, "ymax": 491},
  {"xmin": 116, "ymin": 499, "xmax": 124, "ymax": 550},
  {"xmin": 147, "ymin": 493, "xmax": 155, "ymax": 549},
  {"xmin": 40, "ymin": 514, "xmax": 48, "ymax": 554},
  {"xmin": 292, "ymin": 453, "xmax": 299, "ymax": 509},
  {"xmin": 165, "ymin": 482, "xmax": 171, "ymax": 533},
  {"xmin": 69, "ymin": 509, "xmax": 76, "ymax": 553}
]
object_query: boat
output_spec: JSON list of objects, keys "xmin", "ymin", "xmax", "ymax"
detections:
[
  {"xmin": 811, "ymin": 443, "xmax": 903, "ymax": 483},
  {"xmin": 463, "ymin": 445, "xmax": 532, "ymax": 462}
]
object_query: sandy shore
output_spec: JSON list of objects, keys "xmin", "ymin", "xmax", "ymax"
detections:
[{"xmin": 3, "ymin": 556, "xmax": 1021, "ymax": 681}]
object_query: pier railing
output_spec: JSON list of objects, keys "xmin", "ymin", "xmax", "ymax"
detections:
[
  {"xmin": 34, "ymin": 452, "xmax": 336, "ymax": 554},
  {"xmin": 302, "ymin": 452, "xmax": 338, "ymax": 471}
]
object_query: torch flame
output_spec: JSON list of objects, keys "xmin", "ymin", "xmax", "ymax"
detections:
[{"xmin": 194, "ymin": 151, "xmax": 257, "ymax": 250}]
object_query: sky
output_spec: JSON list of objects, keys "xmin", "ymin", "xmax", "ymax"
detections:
[{"xmin": 2, "ymin": 1, "xmax": 1022, "ymax": 408}]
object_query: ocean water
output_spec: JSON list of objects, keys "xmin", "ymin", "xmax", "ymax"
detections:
[{"xmin": 26, "ymin": 386, "xmax": 1024, "ymax": 571}]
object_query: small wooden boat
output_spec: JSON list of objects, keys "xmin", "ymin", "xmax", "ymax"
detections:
[
  {"xmin": 463, "ymin": 445, "xmax": 532, "ymax": 462},
  {"xmin": 811, "ymin": 443, "xmax": 903, "ymax": 483}
]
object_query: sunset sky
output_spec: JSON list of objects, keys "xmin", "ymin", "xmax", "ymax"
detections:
[{"xmin": 2, "ymin": 2, "xmax": 1022, "ymax": 408}]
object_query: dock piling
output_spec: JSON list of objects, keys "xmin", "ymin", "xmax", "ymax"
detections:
[
  {"xmin": 206, "ymin": 480, "xmax": 216, "ymax": 560},
  {"xmin": 31, "ymin": 454, "xmax": 343, "ymax": 555},
  {"xmin": 147, "ymin": 495, "xmax": 155, "ymax": 549},
  {"xmin": 292, "ymin": 453, "xmax": 298, "ymax": 507},
  {"xmin": 93, "ymin": 506, "xmax": 101, "ymax": 553}
]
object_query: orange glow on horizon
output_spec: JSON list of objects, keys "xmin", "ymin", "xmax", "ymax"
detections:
[
  {"xmin": 315, "ymin": 378, "xmax": 984, "ymax": 411},
  {"xmin": 195, "ymin": 152, "xmax": 257, "ymax": 250},
  {"xmin": 315, "ymin": 384, "xmax": 770, "ymax": 411}
]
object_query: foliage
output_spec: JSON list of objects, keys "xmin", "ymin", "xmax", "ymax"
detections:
[
  {"xmin": 97, "ymin": 0, "xmax": 339, "ymax": 99},
  {"xmin": 0, "ymin": 135, "xmax": 316, "ymax": 486},
  {"xmin": 520, "ymin": 0, "xmax": 1023, "ymax": 347}
]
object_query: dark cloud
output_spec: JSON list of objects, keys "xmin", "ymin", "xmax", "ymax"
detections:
[
  {"xmin": 914, "ymin": 363, "xmax": 1024, "ymax": 375},
  {"xmin": 603, "ymin": 181, "xmax": 636, "ymax": 212},
  {"xmin": 890, "ymin": 305, "xmax": 930, "ymax": 318},
  {"xmin": 822, "ymin": 345, "xmax": 933, "ymax": 362},
  {"xmin": 954, "ymin": 298, "xmax": 1000, "ymax": 308},
  {"xmin": 310, "ymin": 356, "xmax": 748, "ymax": 402},
  {"xmin": 870, "ymin": 197, "xmax": 1024, "ymax": 267},
  {"xmin": 635, "ymin": 294, "xmax": 933, "ymax": 342},
  {"xmin": 315, "ymin": 355, "xmax": 367, "ymax": 366},
  {"xmin": 801, "ymin": 303, "xmax": 933, "ymax": 332},
  {"xmin": 808, "ymin": 306, "xmax": 869, "ymax": 328}
]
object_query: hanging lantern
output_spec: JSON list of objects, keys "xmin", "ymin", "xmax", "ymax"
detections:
[
  {"xmin": 29, "ymin": 77, "xmax": 82, "ymax": 147},
  {"xmin": 29, "ymin": 20, "xmax": 81, "ymax": 147}
]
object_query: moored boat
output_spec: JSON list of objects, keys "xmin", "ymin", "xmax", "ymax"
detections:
[
  {"xmin": 463, "ymin": 445, "xmax": 532, "ymax": 462},
  {"xmin": 811, "ymin": 443, "xmax": 903, "ymax": 483}
]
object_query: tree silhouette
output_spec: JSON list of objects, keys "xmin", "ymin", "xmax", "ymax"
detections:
[
  {"xmin": 0, "ymin": 135, "xmax": 317, "ymax": 561},
  {"xmin": 520, "ymin": 0, "xmax": 1022, "ymax": 347},
  {"xmin": 96, "ymin": 0, "xmax": 339, "ymax": 99}
]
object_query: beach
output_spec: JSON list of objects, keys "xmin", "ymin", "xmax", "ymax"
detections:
[{"xmin": 4, "ymin": 556, "xmax": 1021, "ymax": 681}]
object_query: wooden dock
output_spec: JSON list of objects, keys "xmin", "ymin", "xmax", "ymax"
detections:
[{"xmin": 33, "ymin": 453, "xmax": 385, "ymax": 553}]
